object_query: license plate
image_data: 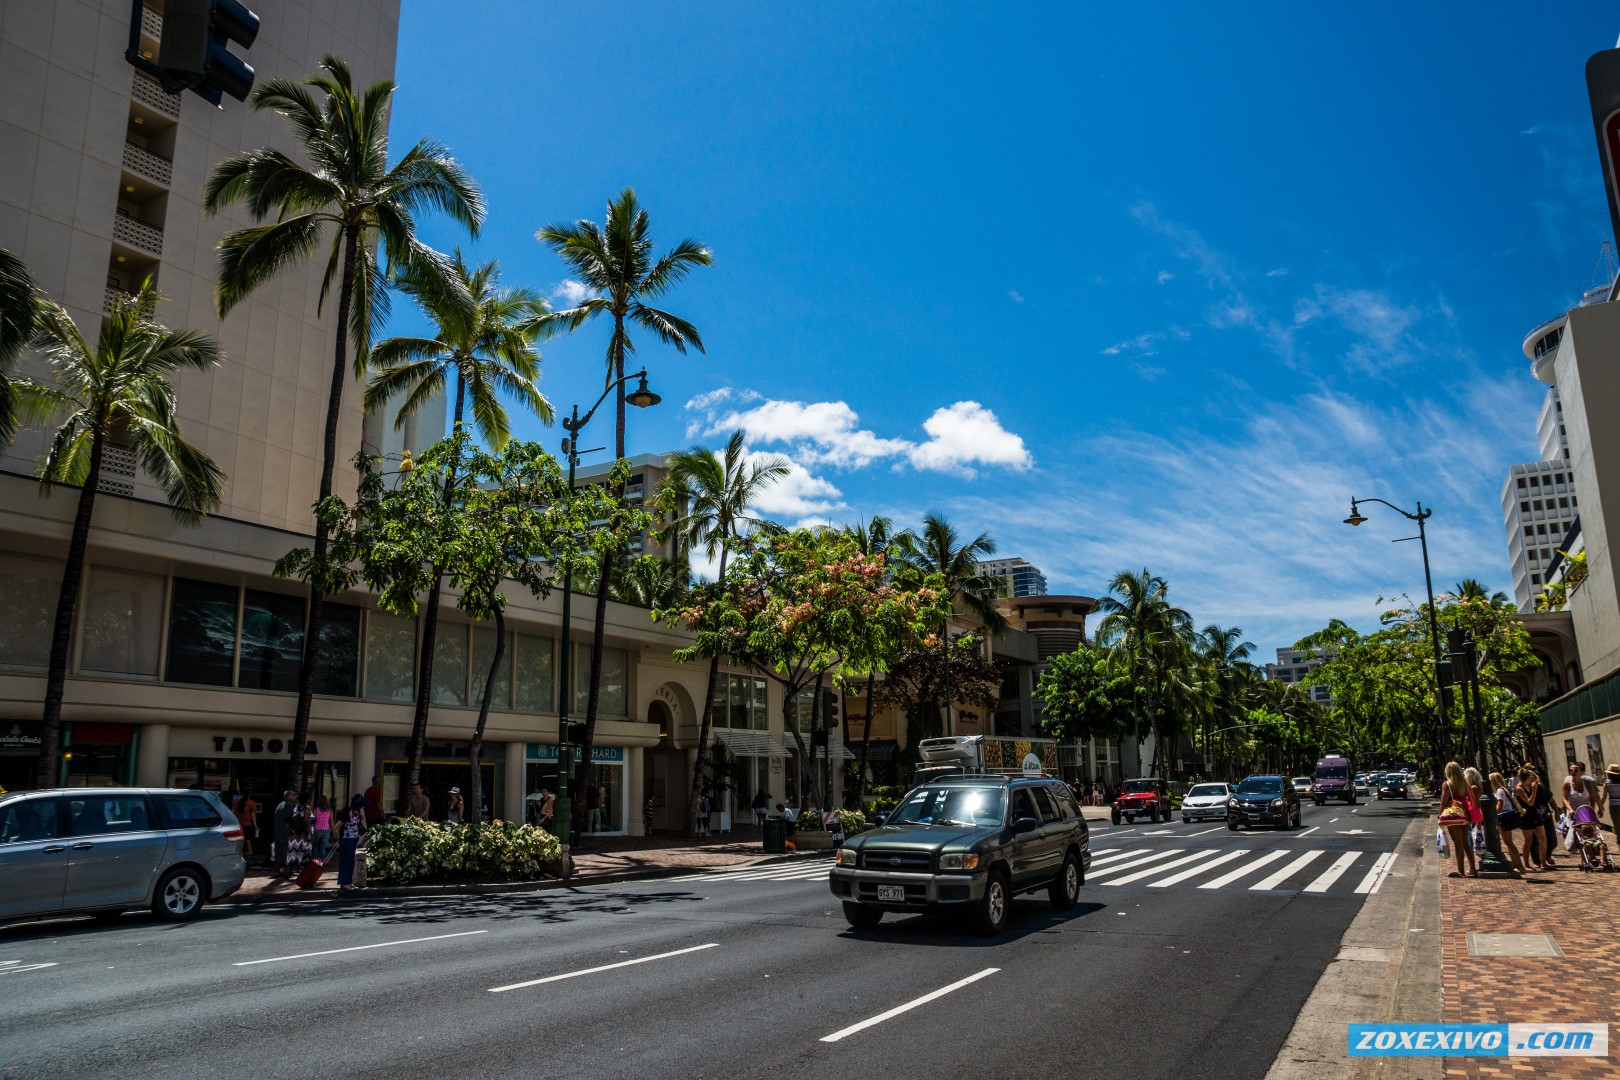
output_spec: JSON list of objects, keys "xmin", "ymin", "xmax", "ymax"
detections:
[{"xmin": 877, "ymin": 885, "xmax": 905, "ymax": 902}]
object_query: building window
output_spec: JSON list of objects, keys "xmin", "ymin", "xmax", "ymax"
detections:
[
  {"xmin": 1560, "ymin": 498, "xmax": 1569, "ymax": 509},
  {"xmin": 165, "ymin": 578, "xmax": 239, "ymax": 686},
  {"xmin": 1529, "ymin": 475, "xmax": 1539, "ymax": 487},
  {"xmin": 471, "ymin": 627, "xmax": 513, "ymax": 711},
  {"xmin": 0, "ymin": 552, "xmax": 60, "ymax": 669},
  {"xmin": 238, "ymin": 589, "xmax": 306, "ymax": 692},
  {"xmin": 712, "ymin": 672, "xmax": 769, "ymax": 730},
  {"xmin": 364, "ymin": 610, "xmax": 416, "ymax": 701},
  {"xmin": 1532, "ymin": 574, "xmax": 1541, "ymax": 585},
  {"xmin": 431, "ymin": 623, "xmax": 470, "ymax": 706},
  {"xmin": 1524, "ymin": 525, "xmax": 1534, "ymax": 537},
  {"xmin": 1516, "ymin": 477, "xmax": 1527, "ymax": 490},
  {"xmin": 315, "ymin": 603, "xmax": 362, "ymax": 697},
  {"xmin": 514, "ymin": 632, "xmax": 554, "ymax": 712},
  {"xmin": 78, "ymin": 566, "xmax": 163, "ymax": 677},
  {"xmin": 1520, "ymin": 502, "xmax": 1530, "ymax": 513},
  {"xmin": 573, "ymin": 643, "xmax": 627, "ymax": 717}
]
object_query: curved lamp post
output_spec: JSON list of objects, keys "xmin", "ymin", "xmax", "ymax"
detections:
[{"xmin": 551, "ymin": 370, "xmax": 660, "ymax": 864}]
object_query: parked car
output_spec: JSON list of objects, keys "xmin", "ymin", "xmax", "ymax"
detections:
[
  {"xmin": 1377, "ymin": 777, "xmax": 1410, "ymax": 800},
  {"xmin": 1227, "ymin": 775, "xmax": 1301, "ymax": 830},
  {"xmin": 1180, "ymin": 782, "xmax": 1232, "ymax": 823},
  {"xmin": 0, "ymin": 788, "xmax": 245, "ymax": 924},
  {"xmin": 830, "ymin": 776, "xmax": 1090, "ymax": 935},
  {"xmin": 1291, "ymin": 776, "xmax": 1313, "ymax": 795},
  {"xmin": 1112, "ymin": 777, "xmax": 1172, "ymax": 825}
]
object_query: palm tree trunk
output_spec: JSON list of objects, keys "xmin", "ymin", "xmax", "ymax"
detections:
[
  {"xmin": 857, "ymin": 674, "xmax": 875, "ymax": 802},
  {"xmin": 35, "ymin": 431, "xmax": 104, "ymax": 788},
  {"xmin": 687, "ymin": 544, "xmax": 729, "ymax": 838},
  {"xmin": 289, "ymin": 224, "xmax": 360, "ymax": 796},
  {"xmin": 467, "ymin": 601, "xmax": 503, "ymax": 826}
]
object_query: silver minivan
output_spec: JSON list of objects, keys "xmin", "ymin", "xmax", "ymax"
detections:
[{"xmin": 0, "ymin": 788, "xmax": 246, "ymax": 923}]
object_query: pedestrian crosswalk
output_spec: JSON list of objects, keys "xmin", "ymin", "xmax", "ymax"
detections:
[{"xmin": 665, "ymin": 845, "xmax": 1399, "ymax": 897}]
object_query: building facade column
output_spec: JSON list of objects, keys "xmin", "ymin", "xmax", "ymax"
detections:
[
  {"xmin": 503, "ymin": 743, "xmax": 526, "ymax": 823},
  {"xmin": 353, "ymin": 734, "xmax": 377, "ymax": 789},
  {"xmin": 625, "ymin": 746, "xmax": 645, "ymax": 836},
  {"xmin": 135, "ymin": 723, "xmax": 169, "ymax": 786}
]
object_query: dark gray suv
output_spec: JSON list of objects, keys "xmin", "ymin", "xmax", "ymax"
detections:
[
  {"xmin": 829, "ymin": 776, "xmax": 1090, "ymax": 935},
  {"xmin": 0, "ymin": 788, "xmax": 246, "ymax": 924}
]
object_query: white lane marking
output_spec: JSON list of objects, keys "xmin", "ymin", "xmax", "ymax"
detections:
[
  {"xmin": 1353, "ymin": 852, "xmax": 1397, "ymax": 894},
  {"xmin": 1329, "ymin": 818, "xmax": 1340, "ymax": 824},
  {"xmin": 1302, "ymin": 851, "xmax": 1360, "ymax": 893},
  {"xmin": 1198, "ymin": 850, "xmax": 1288, "ymax": 889},
  {"xmin": 1141, "ymin": 829, "xmax": 1175, "ymax": 836},
  {"xmin": 0, "ymin": 961, "xmax": 59, "ymax": 975},
  {"xmin": 1295, "ymin": 826, "xmax": 1320, "ymax": 837},
  {"xmin": 488, "ymin": 943, "xmax": 720, "ymax": 993},
  {"xmin": 1186, "ymin": 826, "xmax": 1226, "ymax": 836},
  {"xmin": 1108, "ymin": 828, "xmax": 1138, "ymax": 836},
  {"xmin": 820, "ymin": 968, "xmax": 1000, "ymax": 1043},
  {"xmin": 1249, "ymin": 850, "xmax": 1324, "ymax": 890},
  {"xmin": 1104, "ymin": 849, "xmax": 1224, "ymax": 887},
  {"xmin": 1088, "ymin": 850, "xmax": 1184, "ymax": 879},
  {"xmin": 235, "ymin": 930, "xmax": 488, "ymax": 966},
  {"xmin": 1088, "ymin": 849, "xmax": 1156, "ymax": 869},
  {"xmin": 1147, "ymin": 849, "xmax": 1250, "ymax": 888}
]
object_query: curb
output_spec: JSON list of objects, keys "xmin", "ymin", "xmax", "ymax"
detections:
[
  {"xmin": 218, "ymin": 850, "xmax": 831, "ymax": 907},
  {"xmin": 1264, "ymin": 812, "xmax": 1442, "ymax": 1080}
]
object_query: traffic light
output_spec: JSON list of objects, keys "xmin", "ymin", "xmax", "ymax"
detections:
[
  {"xmin": 822, "ymin": 688, "xmax": 839, "ymax": 729},
  {"xmin": 564, "ymin": 722, "xmax": 588, "ymax": 745},
  {"xmin": 157, "ymin": 0, "xmax": 260, "ymax": 106}
]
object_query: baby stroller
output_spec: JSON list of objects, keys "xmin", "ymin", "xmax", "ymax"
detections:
[{"xmin": 1572, "ymin": 806, "xmax": 1613, "ymax": 871}]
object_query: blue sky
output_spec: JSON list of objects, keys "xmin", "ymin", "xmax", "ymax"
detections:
[{"xmin": 389, "ymin": 2, "xmax": 1619, "ymax": 657}]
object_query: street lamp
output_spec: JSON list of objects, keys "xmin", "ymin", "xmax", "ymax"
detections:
[{"xmin": 551, "ymin": 368, "xmax": 660, "ymax": 864}]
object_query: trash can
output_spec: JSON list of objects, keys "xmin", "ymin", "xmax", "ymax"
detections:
[{"xmin": 762, "ymin": 817, "xmax": 788, "ymax": 854}]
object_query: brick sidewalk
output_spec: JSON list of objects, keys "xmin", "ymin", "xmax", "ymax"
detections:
[{"xmin": 1440, "ymin": 844, "xmax": 1620, "ymax": 1078}]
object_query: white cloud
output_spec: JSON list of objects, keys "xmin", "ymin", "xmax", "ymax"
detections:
[
  {"xmin": 552, "ymin": 279, "xmax": 595, "ymax": 306},
  {"xmin": 908, "ymin": 401, "xmax": 1032, "ymax": 475},
  {"xmin": 1008, "ymin": 289, "xmax": 1025, "ymax": 304},
  {"xmin": 1156, "ymin": 270, "xmax": 1175, "ymax": 285},
  {"xmin": 1266, "ymin": 267, "xmax": 1289, "ymax": 278},
  {"xmin": 745, "ymin": 449, "xmax": 848, "ymax": 519}
]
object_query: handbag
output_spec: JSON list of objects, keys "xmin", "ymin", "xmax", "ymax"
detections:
[
  {"xmin": 1438, "ymin": 805, "xmax": 1467, "ymax": 824},
  {"xmin": 1467, "ymin": 800, "xmax": 1484, "ymax": 825},
  {"xmin": 1435, "ymin": 826, "xmax": 1449, "ymax": 856}
]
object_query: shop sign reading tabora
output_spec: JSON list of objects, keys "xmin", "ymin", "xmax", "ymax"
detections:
[{"xmin": 210, "ymin": 736, "xmax": 319, "ymax": 755}]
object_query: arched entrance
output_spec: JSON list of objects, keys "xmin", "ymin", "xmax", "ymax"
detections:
[{"xmin": 645, "ymin": 686, "xmax": 693, "ymax": 833}]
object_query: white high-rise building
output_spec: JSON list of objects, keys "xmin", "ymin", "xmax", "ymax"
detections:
[{"xmin": 975, "ymin": 557, "xmax": 1048, "ymax": 597}]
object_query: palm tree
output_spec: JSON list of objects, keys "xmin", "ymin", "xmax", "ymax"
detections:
[
  {"xmin": 660, "ymin": 431, "xmax": 787, "ymax": 836},
  {"xmin": 1452, "ymin": 578, "xmax": 1509, "ymax": 607},
  {"xmin": 895, "ymin": 513, "xmax": 1007, "ymax": 738},
  {"xmin": 204, "ymin": 53, "xmax": 484, "ymax": 793},
  {"xmin": 25, "ymin": 284, "xmax": 224, "ymax": 786},
  {"xmin": 538, "ymin": 188, "xmax": 710, "ymax": 821},
  {"xmin": 363, "ymin": 252, "xmax": 551, "ymax": 799},
  {"xmin": 1094, "ymin": 568, "xmax": 1194, "ymax": 777},
  {"xmin": 843, "ymin": 515, "xmax": 895, "ymax": 800},
  {"xmin": 0, "ymin": 247, "xmax": 42, "ymax": 447},
  {"xmin": 1196, "ymin": 624, "xmax": 1254, "ymax": 778},
  {"xmin": 609, "ymin": 555, "xmax": 690, "ymax": 609}
]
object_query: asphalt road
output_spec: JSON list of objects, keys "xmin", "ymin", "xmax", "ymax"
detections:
[{"xmin": 0, "ymin": 796, "xmax": 1426, "ymax": 1080}]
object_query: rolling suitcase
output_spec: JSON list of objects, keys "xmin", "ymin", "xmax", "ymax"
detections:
[{"xmin": 295, "ymin": 855, "xmax": 330, "ymax": 889}]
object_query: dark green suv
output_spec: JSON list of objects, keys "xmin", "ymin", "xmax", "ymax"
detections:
[{"xmin": 829, "ymin": 776, "xmax": 1091, "ymax": 935}]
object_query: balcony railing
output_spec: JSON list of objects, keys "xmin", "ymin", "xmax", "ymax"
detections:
[
  {"xmin": 121, "ymin": 141, "xmax": 172, "ymax": 186},
  {"xmin": 131, "ymin": 72, "xmax": 180, "ymax": 119},
  {"xmin": 1540, "ymin": 666, "xmax": 1620, "ymax": 735},
  {"xmin": 140, "ymin": 4, "xmax": 162, "ymax": 40},
  {"xmin": 113, "ymin": 213, "xmax": 163, "ymax": 256}
]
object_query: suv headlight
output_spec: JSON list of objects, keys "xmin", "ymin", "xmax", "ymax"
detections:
[
  {"xmin": 1272, "ymin": 798, "xmax": 1286, "ymax": 808},
  {"xmin": 938, "ymin": 853, "xmax": 979, "ymax": 871},
  {"xmin": 1227, "ymin": 798, "xmax": 1238, "ymax": 808},
  {"xmin": 836, "ymin": 848, "xmax": 858, "ymax": 868}
]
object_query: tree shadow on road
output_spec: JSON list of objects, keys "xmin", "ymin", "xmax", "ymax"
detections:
[
  {"xmin": 232, "ymin": 886, "xmax": 709, "ymax": 927},
  {"xmin": 835, "ymin": 899, "xmax": 1108, "ymax": 947}
]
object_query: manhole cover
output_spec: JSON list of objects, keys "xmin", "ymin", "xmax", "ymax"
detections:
[{"xmin": 1467, "ymin": 933, "xmax": 1564, "ymax": 958}]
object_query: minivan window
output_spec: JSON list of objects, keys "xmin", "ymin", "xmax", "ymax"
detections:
[
  {"xmin": 153, "ymin": 793, "xmax": 223, "ymax": 830},
  {"xmin": 0, "ymin": 799, "xmax": 60, "ymax": 843},
  {"xmin": 1315, "ymin": 766, "xmax": 1350, "ymax": 780},
  {"xmin": 67, "ymin": 795, "xmax": 152, "ymax": 836}
]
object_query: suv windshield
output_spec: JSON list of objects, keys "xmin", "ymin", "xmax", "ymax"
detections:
[
  {"xmin": 889, "ymin": 786, "xmax": 1006, "ymax": 827},
  {"xmin": 1187, "ymin": 784, "xmax": 1226, "ymax": 798},
  {"xmin": 1239, "ymin": 778, "xmax": 1284, "ymax": 795},
  {"xmin": 1315, "ymin": 766, "xmax": 1350, "ymax": 780},
  {"xmin": 1120, "ymin": 780, "xmax": 1159, "ymax": 794}
]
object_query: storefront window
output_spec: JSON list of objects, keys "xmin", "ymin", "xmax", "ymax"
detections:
[
  {"xmin": 711, "ymin": 672, "xmax": 768, "ymax": 730},
  {"xmin": 432, "ymin": 623, "xmax": 469, "ymax": 706},
  {"xmin": 364, "ymin": 610, "xmax": 416, "ymax": 701},
  {"xmin": 471, "ymin": 627, "xmax": 513, "ymax": 711},
  {"xmin": 165, "ymin": 578, "xmax": 239, "ymax": 686},
  {"xmin": 239, "ymin": 589, "xmax": 305, "ymax": 692},
  {"xmin": 315, "ymin": 603, "xmax": 361, "ymax": 697},
  {"xmin": 514, "ymin": 632, "xmax": 553, "ymax": 711},
  {"xmin": 79, "ymin": 566, "xmax": 164, "ymax": 676},
  {"xmin": 525, "ymin": 749, "xmax": 624, "ymax": 832},
  {"xmin": 0, "ymin": 552, "xmax": 60, "ymax": 669},
  {"xmin": 572, "ymin": 643, "xmax": 627, "ymax": 716}
]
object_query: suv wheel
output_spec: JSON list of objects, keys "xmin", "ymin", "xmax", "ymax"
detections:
[
  {"xmin": 1148, "ymin": 805, "xmax": 1159, "ymax": 824},
  {"xmin": 1111, "ymin": 809, "xmax": 1121, "ymax": 826},
  {"xmin": 842, "ymin": 902, "xmax": 882, "ymax": 930},
  {"xmin": 973, "ymin": 869, "xmax": 1011, "ymax": 936},
  {"xmin": 1049, "ymin": 853, "xmax": 1081, "ymax": 911},
  {"xmin": 153, "ymin": 867, "xmax": 206, "ymax": 921},
  {"xmin": 1227, "ymin": 817, "xmax": 1239, "ymax": 831}
]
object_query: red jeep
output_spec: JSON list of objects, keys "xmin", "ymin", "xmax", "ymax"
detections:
[{"xmin": 1112, "ymin": 778, "xmax": 1172, "ymax": 825}]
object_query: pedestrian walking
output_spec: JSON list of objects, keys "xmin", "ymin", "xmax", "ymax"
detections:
[
  {"xmin": 310, "ymin": 794, "xmax": 332, "ymax": 863},
  {"xmin": 585, "ymin": 784, "xmax": 603, "ymax": 832},
  {"xmin": 644, "ymin": 797, "xmax": 655, "ymax": 835},
  {"xmin": 537, "ymin": 788, "xmax": 555, "ymax": 833},
  {"xmin": 405, "ymin": 783, "xmax": 430, "ymax": 820},
  {"xmin": 1489, "ymin": 771, "xmax": 1526, "ymax": 873},
  {"xmin": 362, "ymin": 774, "xmax": 385, "ymax": 831},
  {"xmin": 1438, "ymin": 760, "xmax": 1478, "ymax": 878},
  {"xmin": 1512, "ymin": 767, "xmax": 1550, "ymax": 871},
  {"xmin": 1529, "ymin": 763, "xmax": 1558, "ymax": 863},
  {"xmin": 751, "ymin": 788, "xmax": 770, "ymax": 828},
  {"xmin": 237, "ymin": 787, "xmax": 259, "ymax": 859},
  {"xmin": 282, "ymin": 796, "xmax": 312, "ymax": 878},
  {"xmin": 1564, "ymin": 761, "xmax": 1601, "ymax": 821},
  {"xmin": 1606, "ymin": 764, "xmax": 1620, "ymax": 850},
  {"xmin": 337, "ymin": 795, "xmax": 366, "ymax": 891},
  {"xmin": 447, "ymin": 787, "xmax": 464, "ymax": 824},
  {"xmin": 698, "ymin": 793, "xmax": 713, "ymax": 838},
  {"xmin": 272, "ymin": 789, "xmax": 298, "ymax": 876}
]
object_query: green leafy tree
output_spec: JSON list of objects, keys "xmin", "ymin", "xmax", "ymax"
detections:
[
  {"xmin": 1094, "ymin": 568, "xmax": 1194, "ymax": 776},
  {"xmin": 24, "ymin": 284, "xmax": 224, "ymax": 786},
  {"xmin": 1036, "ymin": 646, "xmax": 1137, "ymax": 746},
  {"xmin": 538, "ymin": 187, "xmax": 711, "ymax": 821},
  {"xmin": 842, "ymin": 515, "xmax": 895, "ymax": 799},
  {"xmin": 658, "ymin": 430, "xmax": 787, "ymax": 835},
  {"xmin": 204, "ymin": 53, "xmax": 484, "ymax": 791},
  {"xmin": 0, "ymin": 246, "xmax": 43, "ymax": 447}
]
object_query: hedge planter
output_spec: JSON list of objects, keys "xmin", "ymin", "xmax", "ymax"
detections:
[
  {"xmin": 365, "ymin": 819, "xmax": 564, "ymax": 885},
  {"xmin": 792, "ymin": 831, "xmax": 836, "ymax": 850}
]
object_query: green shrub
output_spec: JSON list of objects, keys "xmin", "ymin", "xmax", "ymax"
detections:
[
  {"xmin": 864, "ymin": 795, "xmax": 900, "ymax": 819},
  {"xmin": 793, "ymin": 808, "xmax": 869, "ymax": 835},
  {"xmin": 366, "ymin": 819, "xmax": 563, "ymax": 884}
]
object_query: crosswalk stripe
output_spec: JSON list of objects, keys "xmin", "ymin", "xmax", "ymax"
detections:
[
  {"xmin": 1146, "ymin": 849, "xmax": 1250, "ymax": 888},
  {"xmin": 1087, "ymin": 850, "xmax": 1184, "ymax": 879},
  {"xmin": 1089, "ymin": 849, "xmax": 1155, "ymax": 868},
  {"xmin": 1199, "ymin": 849, "xmax": 1288, "ymax": 889},
  {"xmin": 1103, "ymin": 849, "xmax": 1223, "ymax": 886},
  {"xmin": 1302, "ymin": 851, "xmax": 1360, "ymax": 893},
  {"xmin": 1353, "ymin": 852, "xmax": 1396, "ymax": 894},
  {"xmin": 1249, "ymin": 850, "xmax": 1323, "ymax": 890}
]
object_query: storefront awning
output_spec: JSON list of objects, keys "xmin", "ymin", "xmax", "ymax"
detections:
[
  {"xmin": 713, "ymin": 730, "xmax": 793, "ymax": 758},
  {"xmin": 785, "ymin": 737, "xmax": 855, "ymax": 760}
]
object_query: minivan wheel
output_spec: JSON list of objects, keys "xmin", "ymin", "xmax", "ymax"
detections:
[
  {"xmin": 153, "ymin": 867, "xmax": 206, "ymax": 921},
  {"xmin": 973, "ymin": 870, "xmax": 1011, "ymax": 936},
  {"xmin": 1049, "ymin": 853, "xmax": 1081, "ymax": 911},
  {"xmin": 842, "ymin": 902, "xmax": 882, "ymax": 930}
]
